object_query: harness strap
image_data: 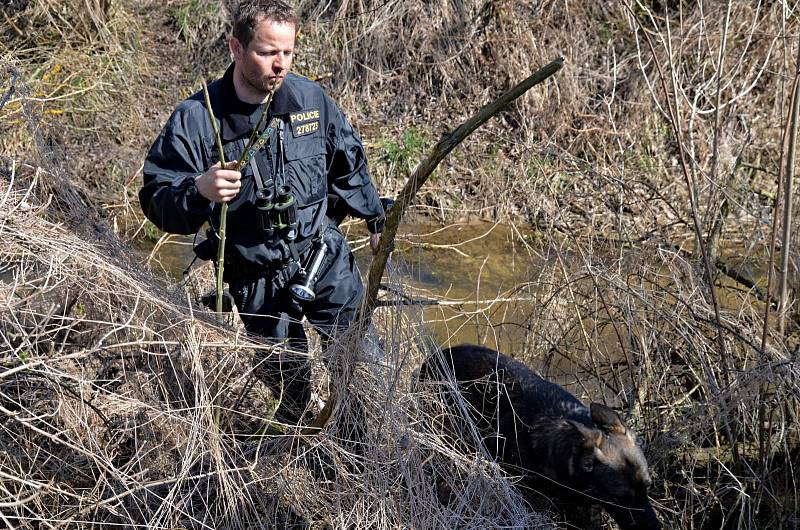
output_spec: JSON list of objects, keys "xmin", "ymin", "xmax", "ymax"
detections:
[
  {"xmin": 289, "ymin": 218, "xmax": 327, "ymax": 274},
  {"xmin": 277, "ymin": 120, "xmax": 286, "ymax": 186},
  {"xmin": 242, "ymin": 117, "xmax": 281, "ymax": 168},
  {"xmin": 248, "ymin": 117, "xmax": 280, "ymax": 194},
  {"xmin": 288, "ymin": 239, "xmax": 302, "ymax": 266},
  {"xmin": 250, "ymin": 156, "xmax": 272, "ymax": 194}
]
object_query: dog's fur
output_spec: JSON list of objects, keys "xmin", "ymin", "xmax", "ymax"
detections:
[{"xmin": 420, "ymin": 344, "xmax": 660, "ymax": 530}]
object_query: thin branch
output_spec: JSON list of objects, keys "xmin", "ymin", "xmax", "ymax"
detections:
[
  {"xmin": 200, "ymin": 79, "xmax": 228, "ymax": 319},
  {"xmin": 363, "ymin": 57, "xmax": 564, "ymax": 316},
  {"xmin": 778, "ymin": 37, "xmax": 800, "ymax": 336}
]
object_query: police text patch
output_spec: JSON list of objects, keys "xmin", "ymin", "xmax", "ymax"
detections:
[{"xmin": 290, "ymin": 108, "xmax": 320, "ymax": 137}]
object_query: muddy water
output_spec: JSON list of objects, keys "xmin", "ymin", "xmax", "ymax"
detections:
[
  {"xmin": 146, "ymin": 221, "xmax": 641, "ymax": 404},
  {"xmin": 349, "ymin": 221, "xmax": 542, "ymax": 355},
  {"xmin": 145, "ymin": 221, "xmax": 543, "ymax": 354},
  {"xmin": 141, "ymin": 220, "xmax": 765, "ymax": 403},
  {"xmin": 355, "ymin": 222, "xmax": 637, "ymax": 403}
]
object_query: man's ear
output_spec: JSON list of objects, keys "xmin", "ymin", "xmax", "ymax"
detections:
[{"xmin": 229, "ymin": 37, "xmax": 243, "ymax": 61}]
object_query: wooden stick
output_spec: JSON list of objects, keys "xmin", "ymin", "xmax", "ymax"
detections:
[
  {"xmin": 200, "ymin": 79, "xmax": 229, "ymax": 320},
  {"xmin": 778, "ymin": 37, "xmax": 800, "ymax": 336},
  {"xmin": 362, "ymin": 57, "xmax": 564, "ymax": 317},
  {"xmin": 201, "ymin": 80, "xmax": 273, "ymax": 319}
]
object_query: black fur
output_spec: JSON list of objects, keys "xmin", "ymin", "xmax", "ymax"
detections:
[{"xmin": 420, "ymin": 344, "xmax": 660, "ymax": 530}]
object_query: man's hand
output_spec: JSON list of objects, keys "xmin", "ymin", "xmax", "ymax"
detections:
[
  {"xmin": 195, "ymin": 161, "xmax": 241, "ymax": 203},
  {"xmin": 369, "ymin": 232, "xmax": 381, "ymax": 254}
]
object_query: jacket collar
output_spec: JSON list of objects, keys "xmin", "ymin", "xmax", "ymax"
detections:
[
  {"xmin": 272, "ymin": 74, "xmax": 303, "ymax": 115},
  {"xmin": 217, "ymin": 64, "xmax": 302, "ymax": 142}
]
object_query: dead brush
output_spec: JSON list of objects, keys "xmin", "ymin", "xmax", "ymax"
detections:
[
  {"xmin": 0, "ymin": 115, "xmax": 556, "ymax": 528},
  {"xmin": 2, "ymin": 0, "xmax": 800, "ymax": 528},
  {"xmin": 170, "ymin": 0, "xmax": 231, "ymax": 67},
  {"xmin": 0, "ymin": 0, "xmax": 147, "ymax": 202},
  {"xmin": 293, "ymin": 1, "xmax": 652, "ymax": 205},
  {"xmin": 14, "ymin": 0, "xmax": 126, "ymax": 49},
  {"xmin": 294, "ymin": 0, "xmax": 588, "ymax": 217},
  {"xmin": 524, "ymin": 232, "xmax": 800, "ymax": 528},
  {"xmin": 289, "ymin": 0, "xmax": 797, "ymax": 240},
  {"xmin": 410, "ymin": 209, "xmax": 799, "ymax": 528},
  {"xmin": 286, "ymin": 2, "xmax": 800, "ymax": 526}
]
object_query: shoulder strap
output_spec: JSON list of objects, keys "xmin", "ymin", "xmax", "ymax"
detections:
[
  {"xmin": 241, "ymin": 116, "xmax": 281, "ymax": 167},
  {"xmin": 245, "ymin": 116, "xmax": 281, "ymax": 193},
  {"xmin": 250, "ymin": 157, "xmax": 265, "ymax": 193}
]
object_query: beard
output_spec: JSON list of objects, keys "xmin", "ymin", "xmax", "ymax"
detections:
[{"xmin": 242, "ymin": 66, "xmax": 284, "ymax": 94}]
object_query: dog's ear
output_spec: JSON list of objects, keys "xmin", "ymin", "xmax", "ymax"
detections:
[
  {"xmin": 590, "ymin": 402, "xmax": 627, "ymax": 435},
  {"xmin": 567, "ymin": 420, "xmax": 603, "ymax": 473}
]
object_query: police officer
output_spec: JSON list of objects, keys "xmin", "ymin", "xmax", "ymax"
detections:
[{"xmin": 139, "ymin": 0, "xmax": 385, "ymax": 425}]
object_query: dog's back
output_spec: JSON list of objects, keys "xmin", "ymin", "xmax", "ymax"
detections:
[{"xmin": 431, "ymin": 344, "xmax": 589, "ymax": 420}]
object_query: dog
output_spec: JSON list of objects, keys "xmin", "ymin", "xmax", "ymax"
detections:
[{"xmin": 419, "ymin": 344, "xmax": 661, "ymax": 530}]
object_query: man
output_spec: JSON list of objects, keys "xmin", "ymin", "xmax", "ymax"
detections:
[{"xmin": 139, "ymin": 0, "xmax": 385, "ymax": 426}]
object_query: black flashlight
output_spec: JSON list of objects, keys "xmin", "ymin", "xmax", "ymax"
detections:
[{"xmin": 289, "ymin": 239, "xmax": 328, "ymax": 302}]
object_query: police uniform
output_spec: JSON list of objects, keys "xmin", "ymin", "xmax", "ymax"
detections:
[{"xmin": 140, "ymin": 64, "xmax": 385, "ymax": 423}]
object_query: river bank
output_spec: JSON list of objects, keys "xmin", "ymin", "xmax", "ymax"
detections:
[{"xmin": 2, "ymin": 0, "xmax": 800, "ymax": 528}]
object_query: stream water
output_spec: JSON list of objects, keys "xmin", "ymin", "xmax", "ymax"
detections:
[
  {"xmin": 144, "ymin": 220, "xmax": 542, "ymax": 355},
  {"xmin": 136, "ymin": 217, "xmax": 794, "ymax": 411},
  {"xmin": 353, "ymin": 221, "xmax": 542, "ymax": 353},
  {"xmin": 146, "ymin": 219, "xmax": 651, "ymax": 408}
]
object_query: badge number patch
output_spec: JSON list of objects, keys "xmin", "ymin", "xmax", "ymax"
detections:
[
  {"xmin": 294, "ymin": 121, "xmax": 319, "ymax": 136},
  {"xmin": 291, "ymin": 108, "xmax": 320, "ymax": 137}
]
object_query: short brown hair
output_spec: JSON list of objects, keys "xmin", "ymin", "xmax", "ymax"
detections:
[{"xmin": 233, "ymin": 0, "xmax": 299, "ymax": 48}]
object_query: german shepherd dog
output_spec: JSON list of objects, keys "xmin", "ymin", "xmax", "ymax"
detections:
[{"xmin": 419, "ymin": 344, "xmax": 660, "ymax": 530}]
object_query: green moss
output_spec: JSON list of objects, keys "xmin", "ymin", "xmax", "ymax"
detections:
[
  {"xmin": 142, "ymin": 219, "xmax": 162, "ymax": 242},
  {"xmin": 379, "ymin": 126, "xmax": 431, "ymax": 177}
]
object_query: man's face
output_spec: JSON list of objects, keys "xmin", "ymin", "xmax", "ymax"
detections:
[{"xmin": 231, "ymin": 18, "xmax": 295, "ymax": 95}]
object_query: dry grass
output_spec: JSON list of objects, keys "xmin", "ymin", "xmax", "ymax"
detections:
[
  {"xmin": 0, "ymin": 151, "xmax": 556, "ymax": 528},
  {"xmin": 1, "ymin": 0, "xmax": 177, "ymax": 206},
  {"xmin": 2, "ymin": 0, "xmax": 800, "ymax": 528},
  {"xmin": 0, "ymin": 61, "xmax": 553, "ymax": 524}
]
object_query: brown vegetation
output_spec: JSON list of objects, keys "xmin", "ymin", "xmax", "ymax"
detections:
[{"xmin": 1, "ymin": 0, "xmax": 799, "ymax": 528}]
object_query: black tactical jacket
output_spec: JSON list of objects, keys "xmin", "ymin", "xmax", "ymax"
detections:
[{"xmin": 140, "ymin": 64, "xmax": 384, "ymax": 266}]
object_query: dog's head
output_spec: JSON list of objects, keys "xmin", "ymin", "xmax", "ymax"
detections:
[{"xmin": 566, "ymin": 403, "xmax": 660, "ymax": 530}]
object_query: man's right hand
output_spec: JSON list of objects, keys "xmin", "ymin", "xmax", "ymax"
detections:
[{"xmin": 195, "ymin": 161, "xmax": 241, "ymax": 203}]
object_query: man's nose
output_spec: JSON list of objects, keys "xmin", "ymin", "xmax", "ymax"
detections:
[{"xmin": 273, "ymin": 54, "xmax": 287, "ymax": 71}]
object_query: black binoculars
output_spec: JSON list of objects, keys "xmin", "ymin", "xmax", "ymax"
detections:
[
  {"xmin": 255, "ymin": 187, "xmax": 275, "ymax": 237},
  {"xmin": 256, "ymin": 185, "xmax": 298, "ymax": 241}
]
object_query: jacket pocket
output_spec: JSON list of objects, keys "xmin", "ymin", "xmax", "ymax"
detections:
[
  {"xmin": 208, "ymin": 141, "xmax": 244, "ymax": 168},
  {"xmin": 284, "ymin": 136, "xmax": 326, "ymax": 205}
]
